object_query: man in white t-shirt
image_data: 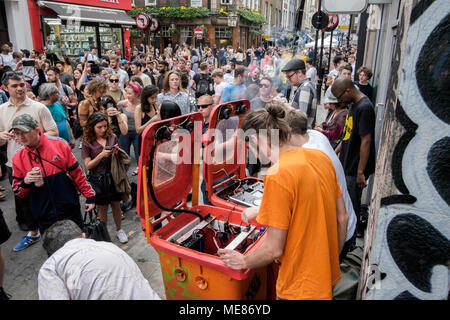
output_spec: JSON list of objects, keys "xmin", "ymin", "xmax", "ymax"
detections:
[
  {"xmin": 211, "ymin": 69, "xmax": 229, "ymax": 104},
  {"xmin": 305, "ymin": 58, "xmax": 317, "ymax": 84},
  {"xmin": 38, "ymin": 220, "xmax": 161, "ymax": 300},
  {"xmin": 131, "ymin": 61, "xmax": 152, "ymax": 87}
]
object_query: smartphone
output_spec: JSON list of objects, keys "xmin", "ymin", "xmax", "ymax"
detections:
[
  {"xmin": 105, "ymin": 146, "xmax": 112, "ymax": 150},
  {"xmin": 22, "ymin": 60, "xmax": 35, "ymax": 67}
]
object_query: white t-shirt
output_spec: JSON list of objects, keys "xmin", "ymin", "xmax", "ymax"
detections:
[
  {"xmin": 0, "ymin": 53, "xmax": 14, "ymax": 68},
  {"xmin": 214, "ymin": 81, "xmax": 229, "ymax": 99},
  {"xmin": 306, "ymin": 66, "xmax": 317, "ymax": 83},
  {"xmin": 38, "ymin": 238, "xmax": 161, "ymax": 300},
  {"xmin": 303, "ymin": 130, "xmax": 357, "ymax": 241}
]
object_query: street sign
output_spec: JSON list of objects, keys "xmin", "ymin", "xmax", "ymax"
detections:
[
  {"xmin": 136, "ymin": 13, "xmax": 149, "ymax": 30},
  {"xmin": 194, "ymin": 27, "xmax": 204, "ymax": 39},
  {"xmin": 322, "ymin": 14, "xmax": 339, "ymax": 32},
  {"xmin": 149, "ymin": 17, "xmax": 159, "ymax": 32},
  {"xmin": 323, "ymin": 0, "xmax": 368, "ymax": 14},
  {"xmin": 312, "ymin": 11, "xmax": 330, "ymax": 30}
]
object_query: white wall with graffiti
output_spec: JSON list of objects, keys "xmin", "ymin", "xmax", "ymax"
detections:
[{"xmin": 358, "ymin": 0, "xmax": 450, "ymax": 300}]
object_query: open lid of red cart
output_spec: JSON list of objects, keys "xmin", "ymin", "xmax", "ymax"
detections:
[
  {"xmin": 202, "ymin": 100, "xmax": 251, "ymax": 199},
  {"xmin": 137, "ymin": 112, "xmax": 203, "ymax": 234}
]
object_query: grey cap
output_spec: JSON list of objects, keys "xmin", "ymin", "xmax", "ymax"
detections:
[
  {"xmin": 10, "ymin": 114, "xmax": 38, "ymax": 132},
  {"xmin": 323, "ymin": 88, "xmax": 338, "ymax": 104},
  {"xmin": 281, "ymin": 58, "xmax": 306, "ymax": 72}
]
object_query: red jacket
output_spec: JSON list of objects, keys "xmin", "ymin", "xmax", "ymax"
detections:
[{"xmin": 12, "ymin": 133, "xmax": 95, "ymax": 229}]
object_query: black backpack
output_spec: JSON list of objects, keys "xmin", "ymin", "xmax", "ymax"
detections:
[{"xmin": 196, "ymin": 74, "xmax": 211, "ymax": 97}]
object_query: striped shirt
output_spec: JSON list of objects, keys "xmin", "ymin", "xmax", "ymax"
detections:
[{"xmin": 290, "ymin": 79, "xmax": 317, "ymax": 129}]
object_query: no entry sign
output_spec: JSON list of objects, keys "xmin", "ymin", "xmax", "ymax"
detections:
[{"xmin": 136, "ymin": 13, "xmax": 149, "ymax": 30}]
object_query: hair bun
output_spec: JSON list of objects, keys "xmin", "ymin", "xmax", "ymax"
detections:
[{"xmin": 266, "ymin": 103, "xmax": 286, "ymax": 120}]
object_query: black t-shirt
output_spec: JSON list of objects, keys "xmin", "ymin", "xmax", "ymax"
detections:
[
  {"xmin": 339, "ymin": 96, "xmax": 376, "ymax": 177},
  {"xmin": 355, "ymin": 82, "xmax": 373, "ymax": 102}
]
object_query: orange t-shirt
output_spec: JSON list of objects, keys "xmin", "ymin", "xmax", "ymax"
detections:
[{"xmin": 256, "ymin": 147, "xmax": 342, "ymax": 300}]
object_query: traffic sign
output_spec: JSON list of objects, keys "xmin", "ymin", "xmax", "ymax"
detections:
[
  {"xmin": 312, "ymin": 11, "xmax": 330, "ymax": 30},
  {"xmin": 194, "ymin": 27, "xmax": 204, "ymax": 39},
  {"xmin": 149, "ymin": 17, "xmax": 159, "ymax": 32},
  {"xmin": 322, "ymin": 14, "xmax": 339, "ymax": 32},
  {"xmin": 136, "ymin": 13, "xmax": 149, "ymax": 30}
]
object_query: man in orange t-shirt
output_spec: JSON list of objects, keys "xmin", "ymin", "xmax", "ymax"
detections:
[{"xmin": 219, "ymin": 146, "xmax": 343, "ymax": 300}]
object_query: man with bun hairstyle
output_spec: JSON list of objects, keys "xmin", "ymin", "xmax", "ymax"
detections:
[{"xmin": 219, "ymin": 103, "xmax": 345, "ymax": 300}]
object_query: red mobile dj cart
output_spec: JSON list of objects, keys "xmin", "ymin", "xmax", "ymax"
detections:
[
  {"xmin": 137, "ymin": 112, "xmax": 269, "ymax": 300},
  {"xmin": 203, "ymin": 100, "xmax": 264, "ymax": 212}
]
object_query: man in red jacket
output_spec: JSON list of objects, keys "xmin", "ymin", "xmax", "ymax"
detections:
[{"xmin": 11, "ymin": 114, "xmax": 95, "ymax": 234}]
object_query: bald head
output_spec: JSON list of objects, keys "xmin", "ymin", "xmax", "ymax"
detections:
[{"xmin": 331, "ymin": 78, "xmax": 359, "ymax": 104}]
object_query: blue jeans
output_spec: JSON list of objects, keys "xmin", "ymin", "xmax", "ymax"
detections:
[{"xmin": 119, "ymin": 131, "xmax": 140, "ymax": 166}]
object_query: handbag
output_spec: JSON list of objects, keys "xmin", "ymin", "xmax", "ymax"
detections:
[
  {"xmin": 87, "ymin": 153, "xmax": 114, "ymax": 197},
  {"xmin": 72, "ymin": 118, "xmax": 83, "ymax": 139},
  {"xmin": 87, "ymin": 171, "xmax": 114, "ymax": 196},
  {"xmin": 83, "ymin": 208, "xmax": 111, "ymax": 242}
]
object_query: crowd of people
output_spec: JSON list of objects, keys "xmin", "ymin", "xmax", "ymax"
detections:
[{"xmin": 0, "ymin": 38, "xmax": 376, "ymax": 300}]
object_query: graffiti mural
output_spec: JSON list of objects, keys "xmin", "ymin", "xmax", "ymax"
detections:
[{"xmin": 360, "ymin": 0, "xmax": 450, "ymax": 300}]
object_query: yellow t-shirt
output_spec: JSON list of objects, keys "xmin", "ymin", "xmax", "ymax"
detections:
[{"xmin": 256, "ymin": 147, "xmax": 342, "ymax": 300}]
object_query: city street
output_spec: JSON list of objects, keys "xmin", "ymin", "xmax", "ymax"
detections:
[
  {"xmin": 0, "ymin": 97, "xmax": 329, "ymax": 300},
  {"xmin": 0, "ymin": 148, "xmax": 166, "ymax": 300}
]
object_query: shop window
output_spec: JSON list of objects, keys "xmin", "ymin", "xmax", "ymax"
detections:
[
  {"xmin": 215, "ymin": 27, "xmax": 232, "ymax": 39},
  {"xmin": 44, "ymin": 19, "xmax": 97, "ymax": 58},
  {"xmin": 99, "ymin": 27, "xmax": 123, "ymax": 57}
]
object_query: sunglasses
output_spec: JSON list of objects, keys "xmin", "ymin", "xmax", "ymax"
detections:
[
  {"xmin": 197, "ymin": 103, "xmax": 213, "ymax": 109},
  {"xmin": 259, "ymin": 84, "xmax": 270, "ymax": 88},
  {"xmin": 109, "ymin": 79, "xmax": 119, "ymax": 83},
  {"xmin": 335, "ymin": 89, "xmax": 347, "ymax": 100}
]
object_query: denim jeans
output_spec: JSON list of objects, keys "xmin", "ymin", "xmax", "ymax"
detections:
[
  {"xmin": 345, "ymin": 175, "xmax": 363, "ymax": 232},
  {"xmin": 119, "ymin": 131, "xmax": 140, "ymax": 165}
]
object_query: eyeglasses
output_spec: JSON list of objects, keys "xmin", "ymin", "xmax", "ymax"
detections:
[
  {"xmin": 259, "ymin": 84, "xmax": 270, "ymax": 88},
  {"xmin": 197, "ymin": 103, "xmax": 213, "ymax": 109},
  {"xmin": 335, "ymin": 89, "xmax": 347, "ymax": 101},
  {"xmin": 286, "ymin": 71, "xmax": 298, "ymax": 80},
  {"xmin": 109, "ymin": 79, "xmax": 119, "ymax": 83}
]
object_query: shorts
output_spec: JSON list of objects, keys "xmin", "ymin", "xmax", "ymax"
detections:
[
  {"xmin": 94, "ymin": 192, "xmax": 123, "ymax": 206},
  {"xmin": 0, "ymin": 209, "xmax": 11, "ymax": 245}
]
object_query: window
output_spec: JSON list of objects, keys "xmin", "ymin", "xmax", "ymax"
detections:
[
  {"xmin": 144, "ymin": 0, "xmax": 156, "ymax": 5},
  {"xmin": 215, "ymin": 27, "xmax": 232, "ymax": 39},
  {"xmin": 221, "ymin": 0, "xmax": 233, "ymax": 5},
  {"xmin": 180, "ymin": 26, "xmax": 192, "ymax": 45},
  {"xmin": 161, "ymin": 26, "xmax": 170, "ymax": 37}
]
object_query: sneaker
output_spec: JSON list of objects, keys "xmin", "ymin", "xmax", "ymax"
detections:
[
  {"xmin": 116, "ymin": 229, "xmax": 128, "ymax": 244},
  {"xmin": 13, "ymin": 233, "xmax": 41, "ymax": 252},
  {"xmin": 0, "ymin": 287, "xmax": 11, "ymax": 300}
]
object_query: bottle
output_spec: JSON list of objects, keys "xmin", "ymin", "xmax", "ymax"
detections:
[{"xmin": 32, "ymin": 167, "xmax": 44, "ymax": 187}]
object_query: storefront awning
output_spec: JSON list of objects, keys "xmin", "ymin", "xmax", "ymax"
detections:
[{"xmin": 38, "ymin": 1, "xmax": 135, "ymax": 25}]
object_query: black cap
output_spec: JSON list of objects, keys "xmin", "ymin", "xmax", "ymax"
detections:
[{"xmin": 281, "ymin": 58, "xmax": 306, "ymax": 72}]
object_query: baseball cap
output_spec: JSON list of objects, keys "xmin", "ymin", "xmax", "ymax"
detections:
[
  {"xmin": 10, "ymin": 114, "xmax": 38, "ymax": 132},
  {"xmin": 323, "ymin": 88, "xmax": 338, "ymax": 104},
  {"xmin": 121, "ymin": 59, "xmax": 128, "ymax": 65},
  {"xmin": 281, "ymin": 58, "xmax": 306, "ymax": 72}
]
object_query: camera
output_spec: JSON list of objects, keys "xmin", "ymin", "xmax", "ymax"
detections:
[
  {"xmin": 88, "ymin": 61, "xmax": 100, "ymax": 74},
  {"xmin": 22, "ymin": 60, "xmax": 35, "ymax": 67}
]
